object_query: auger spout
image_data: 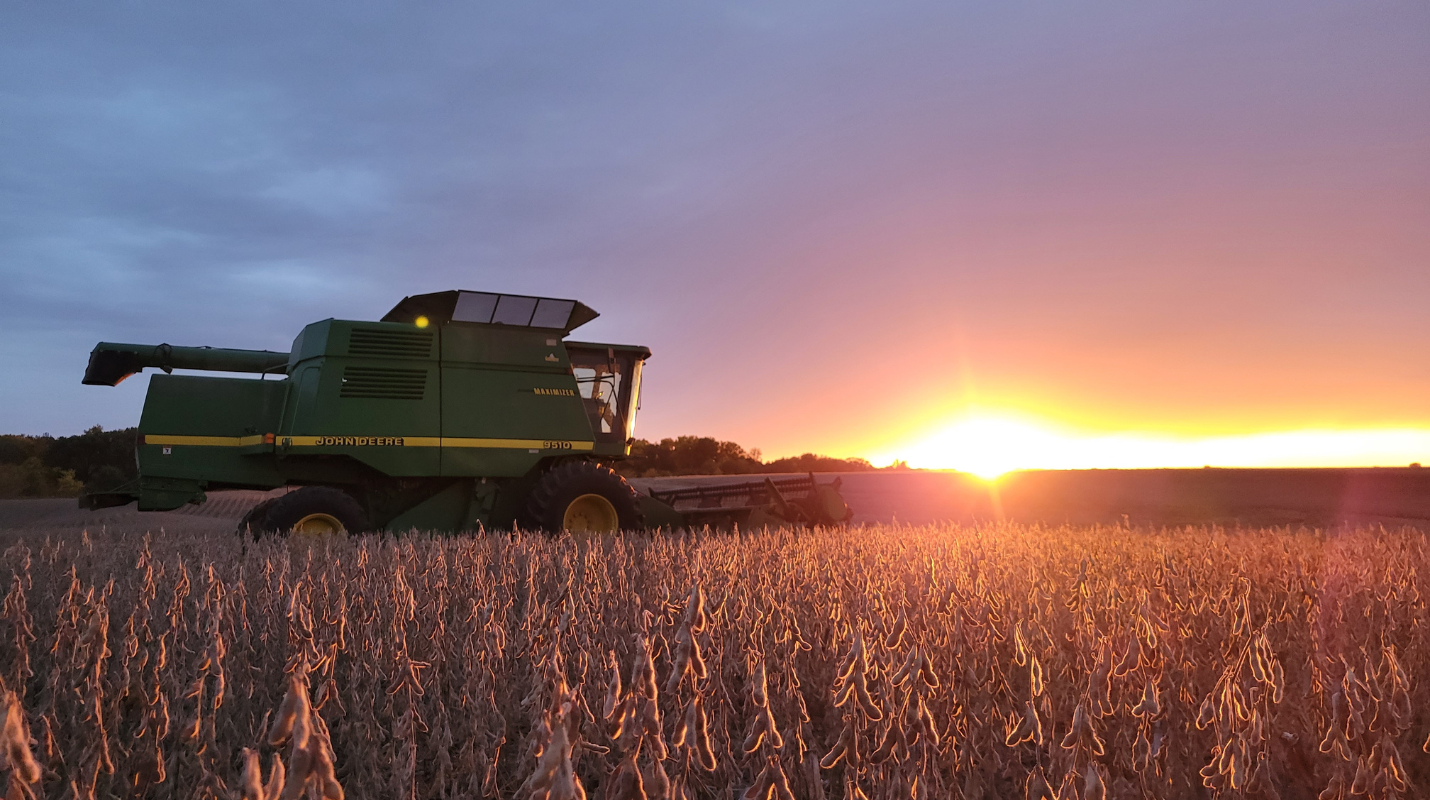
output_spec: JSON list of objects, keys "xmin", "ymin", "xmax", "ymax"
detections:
[{"xmin": 82, "ymin": 342, "xmax": 290, "ymax": 386}]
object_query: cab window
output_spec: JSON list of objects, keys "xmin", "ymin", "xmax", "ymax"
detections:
[{"xmin": 569, "ymin": 348, "xmax": 632, "ymax": 441}]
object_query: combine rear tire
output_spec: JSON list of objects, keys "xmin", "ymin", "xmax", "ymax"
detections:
[
  {"xmin": 249, "ymin": 487, "xmax": 370, "ymax": 538},
  {"xmin": 238, "ymin": 496, "xmax": 280, "ymax": 536},
  {"xmin": 521, "ymin": 461, "xmax": 645, "ymax": 533}
]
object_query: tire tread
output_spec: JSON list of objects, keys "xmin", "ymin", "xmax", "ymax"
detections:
[
  {"xmin": 520, "ymin": 460, "xmax": 645, "ymax": 533},
  {"xmin": 251, "ymin": 486, "xmax": 370, "ymax": 536}
]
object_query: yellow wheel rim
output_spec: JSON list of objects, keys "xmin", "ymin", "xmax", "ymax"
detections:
[
  {"xmin": 292, "ymin": 512, "xmax": 344, "ymax": 537},
  {"xmin": 562, "ymin": 493, "xmax": 619, "ymax": 533}
]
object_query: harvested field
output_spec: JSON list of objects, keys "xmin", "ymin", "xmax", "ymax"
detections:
[
  {"xmin": 0, "ymin": 490, "xmax": 285, "ymax": 538},
  {"xmin": 635, "ymin": 469, "xmax": 1430, "ymax": 529},
  {"xmin": 0, "ymin": 522, "xmax": 1425, "ymax": 799},
  {"xmin": 7, "ymin": 466, "xmax": 1429, "ymax": 539}
]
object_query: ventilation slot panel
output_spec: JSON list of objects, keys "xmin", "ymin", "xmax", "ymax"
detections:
[
  {"xmin": 340, "ymin": 367, "xmax": 428, "ymax": 400},
  {"xmin": 347, "ymin": 328, "xmax": 434, "ymax": 358}
]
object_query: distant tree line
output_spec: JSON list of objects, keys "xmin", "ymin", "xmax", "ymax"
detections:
[
  {"xmin": 0, "ymin": 428, "xmax": 898, "ymax": 497},
  {"xmin": 616, "ymin": 435, "xmax": 895, "ymax": 477},
  {"xmin": 0, "ymin": 427, "xmax": 137, "ymax": 498}
]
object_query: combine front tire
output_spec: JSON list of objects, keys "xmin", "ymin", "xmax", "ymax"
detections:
[
  {"xmin": 521, "ymin": 461, "xmax": 644, "ymax": 533},
  {"xmin": 247, "ymin": 487, "xmax": 370, "ymax": 537},
  {"xmin": 238, "ymin": 496, "xmax": 280, "ymax": 536}
]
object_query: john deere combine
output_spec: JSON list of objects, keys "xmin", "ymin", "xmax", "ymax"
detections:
[{"xmin": 81, "ymin": 290, "xmax": 850, "ymax": 534}]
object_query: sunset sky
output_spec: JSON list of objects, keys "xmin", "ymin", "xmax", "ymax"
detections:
[{"xmin": 2, "ymin": 3, "xmax": 1427, "ymax": 471}]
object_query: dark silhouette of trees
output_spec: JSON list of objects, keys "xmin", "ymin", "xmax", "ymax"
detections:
[
  {"xmin": 621, "ymin": 436, "xmax": 762, "ymax": 476},
  {"xmin": 760, "ymin": 452, "xmax": 876, "ymax": 474},
  {"xmin": 618, "ymin": 436, "xmax": 877, "ymax": 477},
  {"xmin": 0, "ymin": 426, "xmax": 138, "ymax": 497}
]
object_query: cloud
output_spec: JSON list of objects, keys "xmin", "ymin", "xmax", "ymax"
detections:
[
  {"xmin": 261, "ymin": 168, "xmax": 387, "ymax": 217},
  {"xmin": 1, "ymin": 2, "xmax": 1427, "ymax": 453}
]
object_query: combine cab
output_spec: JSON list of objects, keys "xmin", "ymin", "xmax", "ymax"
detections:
[{"xmin": 80, "ymin": 290, "xmax": 849, "ymax": 535}]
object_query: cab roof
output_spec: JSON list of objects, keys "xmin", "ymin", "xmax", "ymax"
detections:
[{"xmin": 382, "ymin": 290, "xmax": 599, "ymax": 333}]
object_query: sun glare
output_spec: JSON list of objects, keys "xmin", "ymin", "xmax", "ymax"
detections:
[
  {"xmin": 873, "ymin": 415, "xmax": 1430, "ymax": 476},
  {"xmin": 904, "ymin": 418, "xmax": 1054, "ymax": 479}
]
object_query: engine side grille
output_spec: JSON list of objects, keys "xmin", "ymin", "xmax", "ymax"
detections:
[
  {"xmin": 339, "ymin": 367, "xmax": 428, "ymax": 400},
  {"xmin": 347, "ymin": 328, "xmax": 434, "ymax": 358}
]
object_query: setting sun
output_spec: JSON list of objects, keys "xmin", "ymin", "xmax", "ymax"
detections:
[
  {"xmin": 881, "ymin": 418, "xmax": 1059, "ymax": 479},
  {"xmin": 872, "ymin": 414, "xmax": 1430, "ymax": 478}
]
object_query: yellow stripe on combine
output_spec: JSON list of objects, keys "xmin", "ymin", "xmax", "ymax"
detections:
[
  {"xmin": 441, "ymin": 438, "xmax": 594, "ymax": 451},
  {"xmin": 145, "ymin": 434, "xmax": 594, "ymax": 451},
  {"xmin": 279, "ymin": 436, "xmax": 439, "ymax": 447},
  {"xmin": 281, "ymin": 436, "xmax": 591, "ymax": 450},
  {"xmin": 145, "ymin": 434, "xmax": 267, "ymax": 447}
]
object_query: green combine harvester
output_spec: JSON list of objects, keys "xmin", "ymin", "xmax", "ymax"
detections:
[{"xmin": 80, "ymin": 290, "xmax": 851, "ymax": 535}]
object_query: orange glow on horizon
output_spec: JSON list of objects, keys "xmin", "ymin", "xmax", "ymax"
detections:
[{"xmin": 868, "ymin": 414, "xmax": 1430, "ymax": 478}]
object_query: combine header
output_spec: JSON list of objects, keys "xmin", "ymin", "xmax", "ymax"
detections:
[
  {"xmin": 80, "ymin": 290, "xmax": 850, "ymax": 535},
  {"xmin": 643, "ymin": 474, "xmax": 852, "ymax": 530}
]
